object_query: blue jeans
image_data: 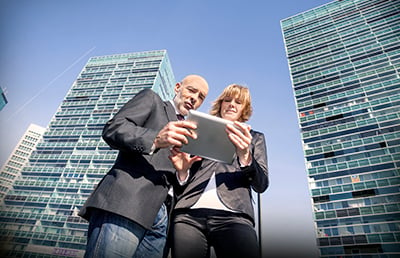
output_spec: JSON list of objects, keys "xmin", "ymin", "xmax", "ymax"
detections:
[{"xmin": 84, "ymin": 204, "xmax": 168, "ymax": 258}]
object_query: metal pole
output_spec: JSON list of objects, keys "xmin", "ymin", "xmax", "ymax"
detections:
[{"xmin": 258, "ymin": 192, "xmax": 262, "ymax": 258}]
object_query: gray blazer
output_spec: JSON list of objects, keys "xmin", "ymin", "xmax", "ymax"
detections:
[
  {"xmin": 79, "ymin": 89, "xmax": 178, "ymax": 229},
  {"xmin": 173, "ymin": 130, "xmax": 269, "ymax": 225}
]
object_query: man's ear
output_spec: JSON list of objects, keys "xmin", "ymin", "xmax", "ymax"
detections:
[{"xmin": 174, "ymin": 82, "xmax": 182, "ymax": 95}]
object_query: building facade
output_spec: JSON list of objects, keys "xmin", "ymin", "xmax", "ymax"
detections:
[
  {"xmin": 0, "ymin": 124, "xmax": 46, "ymax": 203},
  {"xmin": 0, "ymin": 50, "xmax": 175, "ymax": 257},
  {"xmin": 0, "ymin": 87, "xmax": 8, "ymax": 111},
  {"xmin": 281, "ymin": 0, "xmax": 399, "ymax": 257}
]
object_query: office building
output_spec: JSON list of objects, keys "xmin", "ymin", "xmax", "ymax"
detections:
[
  {"xmin": 0, "ymin": 124, "xmax": 46, "ymax": 202},
  {"xmin": 0, "ymin": 87, "xmax": 8, "ymax": 111},
  {"xmin": 281, "ymin": 0, "xmax": 399, "ymax": 257},
  {"xmin": 0, "ymin": 50, "xmax": 175, "ymax": 257}
]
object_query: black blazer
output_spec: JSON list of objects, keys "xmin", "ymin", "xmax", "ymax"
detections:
[
  {"xmin": 173, "ymin": 130, "xmax": 269, "ymax": 225},
  {"xmin": 79, "ymin": 89, "xmax": 178, "ymax": 229}
]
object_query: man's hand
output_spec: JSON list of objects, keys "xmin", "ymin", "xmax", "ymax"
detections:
[
  {"xmin": 154, "ymin": 121, "xmax": 197, "ymax": 149},
  {"xmin": 169, "ymin": 146, "xmax": 202, "ymax": 181}
]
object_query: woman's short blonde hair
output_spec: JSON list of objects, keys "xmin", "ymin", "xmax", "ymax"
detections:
[{"xmin": 210, "ymin": 84, "xmax": 252, "ymax": 122}]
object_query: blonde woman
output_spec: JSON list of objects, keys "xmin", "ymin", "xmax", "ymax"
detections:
[{"xmin": 169, "ymin": 84, "xmax": 269, "ymax": 258}]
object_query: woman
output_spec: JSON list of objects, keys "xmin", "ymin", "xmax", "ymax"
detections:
[{"xmin": 169, "ymin": 84, "xmax": 269, "ymax": 258}]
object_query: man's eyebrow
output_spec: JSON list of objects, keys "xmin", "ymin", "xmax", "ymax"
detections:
[{"xmin": 186, "ymin": 85, "xmax": 206, "ymax": 98}]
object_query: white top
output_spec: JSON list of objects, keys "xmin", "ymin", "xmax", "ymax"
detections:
[
  {"xmin": 177, "ymin": 158, "xmax": 252, "ymax": 212},
  {"xmin": 191, "ymin": 172, "xmax": 235, "ymax": 211}
]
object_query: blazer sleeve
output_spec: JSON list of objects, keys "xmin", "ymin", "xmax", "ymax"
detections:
[
  {"xmin": 240, "ymin": 131, "xmax": 269, "ymax": 193},
  {"xmin": 102, "ymin": 89, "xmax": 161, "ymax": 154}
]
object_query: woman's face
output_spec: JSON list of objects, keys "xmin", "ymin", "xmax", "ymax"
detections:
[{"xmin": 220, "ymin": 95, "xmax": 244, "ymax": 122}]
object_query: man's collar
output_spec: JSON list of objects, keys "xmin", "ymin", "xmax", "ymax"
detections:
[{"xmin": 169, "ymin": 100, "xmax": 184, "ymax": 117}]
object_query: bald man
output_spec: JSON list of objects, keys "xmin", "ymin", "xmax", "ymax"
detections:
[{"xmin": 79, "ymin": 75, "xmax": 209, "ymax": 258}]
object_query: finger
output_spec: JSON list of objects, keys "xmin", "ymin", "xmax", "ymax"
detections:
[
  {"xmin": 167, "ymin": 137, "xmax": 186, "ymax": 147},
  {"xmin": 228, "ymin": 132, "xmax": 249, "ymax": 150},
  {"xmin": 230, "ymin": 123, "xmax": 251, "ymax": 137},
  {"xmin": 228, "ymin": 125, "xmax": 252, "ymax": 145},
  {"xmin": 170, "ymin": 148, "xmax": 179, "ymax": 155},
  {"xmin": 172, "ymin": 146, "xmax": 183, "ymax": 153},
  {"xmin": 227, "ymin": 132, "xmax": 242, "ymax": 148},
  {"xmin": 234, "ymin": 121, "xmax": 251, "ymax": 131},
  {"xmin": 190, "ymin": 156, "xmax": 202, "ymax": 163},
  {"xmin": 226, "ymin": 126, "xmax": 246, "ymax": 143},
  {"xmin": 188, "ymin": 130, "xmax": 197, "ymax": 139},
  {"xmin": 174, "ymin": 121, "xmax": 197, "ymax": 130},
  {"xmin": 173, "ymin": 126, "xmax": 197, "ymax": 139},
  {"xmin": 163, "ymin": 130, "xmax": 190, "ymax": 146},
  {"xmin": 226, "ymin": 124, "xmax": 243, "ymax": 136}
]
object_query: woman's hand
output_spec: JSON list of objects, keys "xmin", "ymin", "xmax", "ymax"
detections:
[
  {"xmin": 226, "ymin": 122, "xmax": 252, "ymax": 166},
  {"xmin": 169, "ymin": 146, "xmax": 202, "ymax": 181}
]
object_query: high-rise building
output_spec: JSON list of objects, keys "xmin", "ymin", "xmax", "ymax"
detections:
[
  {"xmin": 0, "ymin": 87, "xmax": 8, "ymax": 111},
  {"xmin": 281, "ymin": 0, "xmax": 399, "ymax": 257},
  {"xmin": 0, "ymin": 50, "xmax": 175, "ymax": 257},
  {"xmin": 0, "ymin": 124, "xmax": 46, "ymax": 202}
]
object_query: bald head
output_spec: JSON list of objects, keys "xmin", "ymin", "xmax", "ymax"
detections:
[
  {"xmin": 181, "ymin": 74, "xmax": 208, "ymax": 88},
  {"xmin": 174, "ymin": 74, "xmax": 209, "ymax": 116}
]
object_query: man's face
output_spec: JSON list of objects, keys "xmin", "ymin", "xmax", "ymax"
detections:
[{"xmin": 174, "ymin": 76, "xmax": 208, "ymax": 116}]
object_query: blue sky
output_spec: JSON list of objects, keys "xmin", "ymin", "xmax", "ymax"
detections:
[{"xmin": 0, "ymin": 0, "xmax": 332, "ymax": 256}]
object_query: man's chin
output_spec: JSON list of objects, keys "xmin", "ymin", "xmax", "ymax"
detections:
[
  {"xmin": 183, "ymin": 107, "xmax": 193, "ymax": 115},
  {"xmin": 181, "ymin": 109, "xmax": 190, "ymax": 116}
]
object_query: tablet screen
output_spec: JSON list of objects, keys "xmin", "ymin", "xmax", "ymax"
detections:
[{"xmin": 180, "ymin": 110, "xmax": 236, "ymax": 164}]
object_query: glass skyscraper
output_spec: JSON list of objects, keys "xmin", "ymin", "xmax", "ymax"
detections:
[
  {"xmin": 0, "ymin": 50, "xmax": 175, "ymax": 257},
  {"xmin": 0, "ymin": 124, "xmax": 46, "ymax": 203},
  {"xmin": 281, "ymin": 0, "xmax": 399, "ymax": 257},
  {"xmin": 0, "ymin": 87, "xmax": 8, "ymax": 111}
]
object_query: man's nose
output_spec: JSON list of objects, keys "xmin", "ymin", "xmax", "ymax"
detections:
[{"xmin": 191, "ymin": 94, "xmax": 201, "ymax": 104}]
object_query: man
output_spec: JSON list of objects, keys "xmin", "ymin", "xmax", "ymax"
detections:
[{"xmin": 79, "ymin": 74, "xmax": 209, "ymax": 258}]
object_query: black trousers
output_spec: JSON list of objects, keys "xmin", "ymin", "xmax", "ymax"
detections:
[{"xmin": 171, "ymin": 208, "xmax": 260, "ymax": 258}]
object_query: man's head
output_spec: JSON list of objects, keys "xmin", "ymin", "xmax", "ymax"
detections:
[{"xmin": 173, "ymin": 74, "xmax": 209, "ymax": 116}]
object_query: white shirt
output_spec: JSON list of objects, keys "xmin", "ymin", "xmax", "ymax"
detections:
[
  {"xmin": 177, "ymin": 159, "xmax": 252, "ymax": 212},
  {"xmin": 191, "ymin": 172, "xmax": 234, "ymax": 211}
]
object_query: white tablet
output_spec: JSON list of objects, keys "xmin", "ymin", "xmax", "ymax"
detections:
[{"xmin": 180, "ymin": 110, "xmax": 236, "ymax": 164}]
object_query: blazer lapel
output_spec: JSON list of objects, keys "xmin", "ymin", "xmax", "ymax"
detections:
[
  {"xmin": 192, "ymin": 159, "xmax": 215, "ymax": 182},
  {"xmin": 164, "ymin": 101, "xmax": 177, "ymax": 121}
]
